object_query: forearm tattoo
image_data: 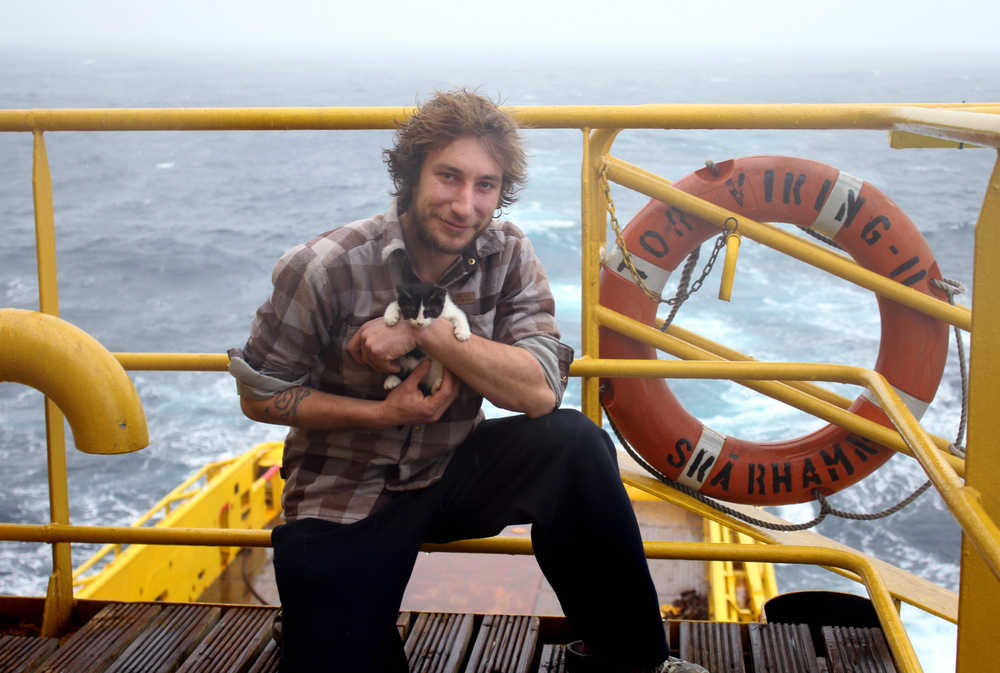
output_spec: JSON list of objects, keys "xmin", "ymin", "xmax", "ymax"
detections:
[{"xmin": 267, "ymin": 387, "xmax": 312, "ymax": 424}]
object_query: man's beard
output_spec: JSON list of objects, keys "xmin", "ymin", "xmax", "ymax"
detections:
[{"xmin": 411, "ymin": 206, "xmax": 487, "ymax": 255}]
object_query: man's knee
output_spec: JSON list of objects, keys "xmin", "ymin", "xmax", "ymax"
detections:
[{"xmin": 533, "ymin": 408, "xmax": 618, "ymax": 474}]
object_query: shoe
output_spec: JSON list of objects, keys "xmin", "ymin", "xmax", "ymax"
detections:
[
  {"xmin": 653, "ymin": 656, "xmax": 711, "ymax": 673},
  {"xmin": 271, "ymin": 609, "xmax": 282, "ymax": 645},
  {"xmin": 566, "ymin": 641, "xmax": 712, "ymax": 673},
  {"xmin": 565, "ymin": 640, "xmax": 599, "ymax": 672}
]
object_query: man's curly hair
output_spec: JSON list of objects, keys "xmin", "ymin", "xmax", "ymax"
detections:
[{"xmin": 384, "ymin": 89, "xmax": 526, "ymax": 215}]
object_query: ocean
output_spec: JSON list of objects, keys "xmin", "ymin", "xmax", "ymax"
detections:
[{"xmin": 2, "ymin": 45, "xmax": 997, "ymax": 671}]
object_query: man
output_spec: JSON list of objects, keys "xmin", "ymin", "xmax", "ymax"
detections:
[{"xmin": 229, "ymin": 90, "xmax": 678, "ymax": 672}]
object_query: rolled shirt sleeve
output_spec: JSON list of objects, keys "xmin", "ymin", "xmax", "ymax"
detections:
[{"xmin": 514, "ymin": 334, "xmax": 573, "ymax": 406}]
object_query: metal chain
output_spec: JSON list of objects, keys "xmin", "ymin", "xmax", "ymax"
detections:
[
  {"xmin": 601, "ymin": 164, "xmax": 664, "ymax": 303},
  {"xmin": 600, "ymin": 164, "xmax": 726, "ymax": 330},
  {"xmin": 662, "ymin": 234, "xmax": 727, "ymax": 331}
]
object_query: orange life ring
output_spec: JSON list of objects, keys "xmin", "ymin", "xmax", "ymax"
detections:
[{"xmin": 599, "ymin": 155, "xmax": 949, "ymax": 505}]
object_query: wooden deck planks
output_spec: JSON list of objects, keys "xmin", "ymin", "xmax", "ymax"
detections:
[{"xmin": 4, "ymin": 602, "xmax": 907, "ymax": 672}]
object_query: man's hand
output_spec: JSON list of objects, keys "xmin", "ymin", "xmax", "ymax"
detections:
[
  {"xmin": 347, "ymin": 316, "xmax": 417, "ymax": 373},
  {"xmin": 381, "ymin": 360, "xmax": 459, "ymax": 426}
]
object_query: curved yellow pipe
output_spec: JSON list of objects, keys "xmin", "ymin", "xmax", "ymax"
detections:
[{"xmin": 0, "ymin": 309, "xmax": 148, "ymax": 454}]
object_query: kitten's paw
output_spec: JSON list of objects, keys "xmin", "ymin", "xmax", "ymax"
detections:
[
  {"xmin": 384, "ymin": 375, "xmax": 402, "ymax": 390},
  {"xmin": 453, "ymin": 322, "xmax": 471, "ymax": 341},
  {"xmin": 384, "ymin": 302, "xmax": 401, "ymax": 326}
]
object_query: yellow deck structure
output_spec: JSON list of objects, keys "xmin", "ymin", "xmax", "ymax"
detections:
[{"xmin": 1, "ymin": 103, "xmax": 999, "ymax": 673}]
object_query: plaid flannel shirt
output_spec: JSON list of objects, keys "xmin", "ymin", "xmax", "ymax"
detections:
[{"xmin": 228, "ymin": 202, "xmax": 573, "ymax": 523}]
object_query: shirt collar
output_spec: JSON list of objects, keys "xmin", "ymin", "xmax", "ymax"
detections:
[{"xmin": 379, "ymin": 200, "xmax": 408, "ymax": 265}]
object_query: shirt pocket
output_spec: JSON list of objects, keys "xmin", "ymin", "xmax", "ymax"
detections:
[
  {"xmin": 463, "ymin": 307, "xmax": 497, "ymax": 342},
  {"xmin": 333, "ymin": 322, "xmax": 390, "ymax": 398}
]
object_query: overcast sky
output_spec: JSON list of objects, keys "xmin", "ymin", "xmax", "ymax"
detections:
[{"xmin": 4, "ymin": 0, "xmax": 997, "ymax": 56}]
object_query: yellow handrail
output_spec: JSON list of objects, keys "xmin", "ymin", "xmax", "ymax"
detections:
[
  {"xmin": 569, "ymin": 356, "xmax": 1000, "ymax": 582},
  {"xmin": 592, "ymin": 306, "xmax": 967, "ymax": 476},
  {"xmin": 0, "ymin": 524, "xmax": 923, "ymax": 672},
  {"xmin": 1, "ymin": 102, "xmax": 999, "ymax": 135}
]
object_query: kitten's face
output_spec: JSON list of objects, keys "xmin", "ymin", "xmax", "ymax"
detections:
[{"xmin": 396, "ymin": 282, "xmax": 446, "ymax": 321}]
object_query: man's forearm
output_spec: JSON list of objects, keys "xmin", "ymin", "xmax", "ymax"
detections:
[
  {"xmin": 416, "ymin": 320, "xmax": 557, "ymax": 418},
  {"xmin": 241, "ymin": 386, "xmax": 385, "ymax": 430},
  {"xmin": 240, "ymin": 358, "xmax": 461, "ymax": 430}
]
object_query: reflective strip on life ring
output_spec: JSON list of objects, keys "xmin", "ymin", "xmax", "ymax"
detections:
[{"xmin": 599, "ymin": 155, "xmax": 949, "ymax": 505}]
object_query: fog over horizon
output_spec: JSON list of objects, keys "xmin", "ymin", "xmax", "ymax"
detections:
[{"xmin": 4, "ymin": 0, "xmax": 997, "ymax": 59}]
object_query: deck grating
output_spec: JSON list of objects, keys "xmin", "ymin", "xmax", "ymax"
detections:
[
  {"xmin": 537, "ymin": 643, "xmax": 566, "ymax": 673},
  {"xmin": 749, "ymin": 623, "xmax": 821, "ymax": 673},
  {"xmin": 464, "ymin": 614, "xmax": 539, "ymax": 673},
  {"xmin": 245, "ymin": 639, "xmax": 281, "ymax": 673},
  {"xmin": 0, "ymin": 634, "xmax": 58, "ymax": 672},
  {"xmin": 174, "ymin": 606, "xmax": 273, "ymax": 673},
  {"xmin": 680, "ymin": 621, "xmax": 745, "ymax": 673},
  {"xmin": 2, "ymin": 602, "xmax": 906, "ymax": 672},
  {"xmin": 34, "ymin": 602, "xmax": 162, "ymax": 673},
  {"xmin": 104, "ymin": 603, "xmax": 221, "ymax": 673},
  {"xmin": 822, "ymin": 626, "xmax": 898, "ymax": 673},
  {"xmin": 405, "ymin": 612, "xmax": 475, "ymax": 673}
]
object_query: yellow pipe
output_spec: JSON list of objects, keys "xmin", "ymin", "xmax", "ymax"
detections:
[
  {"xmin": 33, "ymin": 132, "xmax": 58, "ymax": 316},
  {"xmin": 661, "ymin": 321, "xmax": 963, "ymax": 462},
  {"xmin": 590, "ymin": 305, "xmax": 966, "ymax": 476},
  {"xmin": 1, "ymin": 103, "xmax": 998, "ymax": 133},
  {"xmin": 580, "ymin": 128, "xmax": 625, "ymax": 423},
  {"xmin": 32, "ymin": 129, "xmax": 74, "ymax": 637},
  {"xmin": 718, "ymin": 231, "xmax": 741, "ymax": 301},
  {"xmin": 0, "ymin": 309, "xmax": 148, "ymax": 454},
  {"xmin": 0, "ymin": 522, "xmax": 272, "ymax": 547},
  {"xmin": 664, "ymin": 322, "xmax": 851, "ymax": 408},
  {"xmin": 603, "ymin": 155, "xmax": 972, "ymax": 331},
  {"xmin": 893, "ymin": 106, "xmax": 1000, "ymax": 149},
  {"xmin": 115, "ymin": 352, "xmax": 230, "ymax": 371}
]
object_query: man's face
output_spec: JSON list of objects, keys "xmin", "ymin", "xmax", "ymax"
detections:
[{"xmin": 408, "ymin": 136, "xmax": 503, "ymax": 256}]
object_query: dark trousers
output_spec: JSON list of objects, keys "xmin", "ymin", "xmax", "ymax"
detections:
[{"xmin": 271, "ymin": 409, "xmax": 668, "ymax": 672}]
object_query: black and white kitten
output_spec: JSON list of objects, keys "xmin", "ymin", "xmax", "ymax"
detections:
[{"xmin": 382, "ymin": 282, "xmax": 470, "ymax": 394}]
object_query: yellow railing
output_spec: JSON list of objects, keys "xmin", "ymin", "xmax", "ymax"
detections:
[
  {"xmin": 2, "ymin": 104, "xmax": 1000, "ymax": 672},
  {"xmin": 72, "ymin": 442, "xmax": 284, "ymax": 601},
  {"xmin": 705, "ymin": 521, "xmax": 778, "ymax": 622}
]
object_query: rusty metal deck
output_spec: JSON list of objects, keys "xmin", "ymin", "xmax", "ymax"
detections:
[{"xmin": 2, "ymin": 602, "xmax": 898, "ymax": 672}]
